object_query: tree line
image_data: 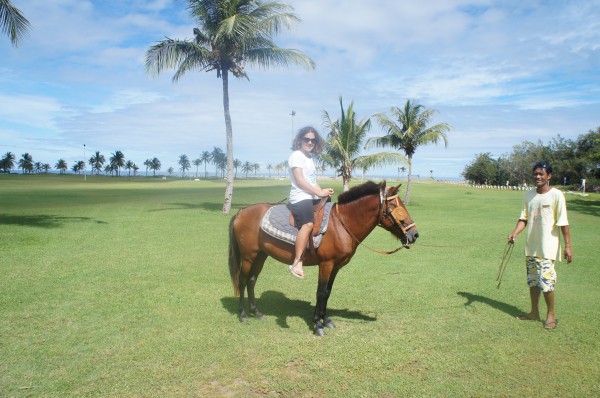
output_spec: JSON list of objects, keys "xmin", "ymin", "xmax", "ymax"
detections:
[
  {"xmin": 462, "ymin": 127, "xmax": 600, "ymax": 191},
  {"xmin": 0, "ymin": 148, "xmax": 274, "ymax": 179}
]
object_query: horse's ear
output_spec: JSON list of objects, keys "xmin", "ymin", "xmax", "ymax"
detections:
[
  {"xmin": 396, "ymin": 183, "xmax": 402, "ymax": 189},
  {"xmin": 380, "ymin": 180, "xmax": 387, "ymax": 190}
]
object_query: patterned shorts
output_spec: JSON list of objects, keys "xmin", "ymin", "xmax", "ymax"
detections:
[{"xmin": 526, "ymin": 257, "xmax": 557, "ymax": 292}]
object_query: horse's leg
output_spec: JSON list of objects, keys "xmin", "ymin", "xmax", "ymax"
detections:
[
  {"xmin": 322, "ymin": 268, "xmax": 340, "ymax": 329},
  {"xmin": 238, "ymin": 266, "xmax": 249, "ymax": 323},
  {"xmin": 313, "ymin": 262, "xmax": 336, "ymax": 336},
  {"xmin": 247, "ymin": 252, "xmax": 267, "ymax": 320}
]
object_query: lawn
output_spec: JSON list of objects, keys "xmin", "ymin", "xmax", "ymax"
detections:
[{"xmin": 1, "ymin": 174, "xmax": 598, "ymax": 397}]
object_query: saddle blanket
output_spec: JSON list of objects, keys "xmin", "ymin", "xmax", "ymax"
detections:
[{"xmin": 260, "ymin": 202, "xmax": 334, "ymax": 247}]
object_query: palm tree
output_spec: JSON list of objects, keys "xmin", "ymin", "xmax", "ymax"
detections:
[
  {"xmin": 200, "ymin": 151, "xmax": 211, "ymax": 179},
  {"xmin": 210, "ymin": 147, "xmax": 225, "ymax": 177},
  {"xmin": 167, "ymin": 167, "xmax": 174, "ymax": 176},
  {"xmin": 242, "ymin": 161, "xmax": 253, "ymax": 178},
  {"xmin": 109, "ymin": 150, "xmax": 125, "ymax": 176},
  {"xmin": 42, "ymin": 163, "xmax": 50, "ymax": 173},
  {"xmin": 233, "ymin": 158, "xmax": 241, "ymax": 178},
  {"xmin": 178, "ymin": 154, "xmax": 191, "ymax": 177},
  {"xmin": 193, "ymin": 158, "xmax": 202, "ymax": 177},
  {"xmin": 1, "ymin": 151, "xmax": 15, "ymax": 172},
  {"xmin": 145, "ymin": 0, "xmax": 315, "ymax": 214},
  {"xmin": 322, "ymin": 97, "xmax": 404, "ymax": 192},
  {"xmin": 132, "ymin": 164, "xmax": 139, "ymax": 176},
  {"xmin": 367, "ymin": 99, "xmax": 451, "ymax": 204},
  {"xmin": 266, "ymin": 163, "xmax": 272, "ymax": 177},
  {"xmin": 253, "ymin": 162, "xmax": 260, "ymax": 176},
  {"xmin": 150, "ymin": 157, "xmax": 161, "ymax": 177},
  {"xmin": 89, "ymin": 151, "xmax": 105, "ymax": 175},
  {"xmin": 1, "ymin": 0, "xmax": 32, "ymax": 47},
  {"xmin": 55, "ymin": 159, "xmax": 68, "ymax": 174},
  {"xmin": 125, "ymin": 160, "xmax": 135, "ymax": 177},
  {"xmin": 17, "ymin": 153, "xmax": 33, "ymax": 174},
  {"xmin": 143, "ymin": 158, "xmax": 153, "ymax": 177}
]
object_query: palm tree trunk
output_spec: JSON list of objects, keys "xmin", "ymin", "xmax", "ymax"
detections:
[
  {"xmin": 405, "ymin": 156, "xmax": 413, "ymax": 205},
  {"xmin": 222, "ymin": 69, "xmax": 234, "ymax": 214}
]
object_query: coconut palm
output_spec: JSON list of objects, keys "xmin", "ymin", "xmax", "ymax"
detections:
[
  {"xmin": 55, "ymin": 159, "xmax": 68, "ymax": 174},
  {"xmin": 322, "ymin": 97, "xmax": 405, "ymax": 192},
  {"xmin": 193, "ymin": 158, "xmax": 202, "ymax": 177},
  {"xmin": 17, "ymin": 153, "xmax": 33, "ymax": 174},
  {"xmin": 1, "ymin": 151, "xmax": 15, "ymax": 172},
  {"xmin": 150, "ymin": 157, "xmax": 161, "ymax": 177},
  {"xmin": 200, "ymin": 151, "xmax": 211, "ymax": 178},
  {"xmin": 178, "ymin": 154, "xmax": 191, "ymax": 177},
  {"xmin": 89, "ymin": 151, "xmax": 105, "ymax": 175},
  {"xmin": 42, "ymin": 163, "xmax": 50, "ymax": 173},
  {"xmin": 210, "ymin": 147, "xmax": 225, "ymax": 177},
  {"xmin": 233, "ymin": 158, "xmax": 241, "ymax": 178},
  {"xmin": 366, "ymin": 99, "xmax": 451, "ymax": 204},
  {"xmin": 143, "ymin": 158, "xmax": 152, "ymax": 176},
  {"xmin": 242, "ymin": 161, "xmax": 253, "ymax": 178},
  {"xmin": 253, "ymin": 162, "xmax": 260, "ymax": 176},
  {"xmin": 1, "ymin": 0, "xmax": 32, "ymax": 47},
  {"xmin": 145, "ymin": 0, "xmax": 315, "ymax": 214},
  {"xmin": 125, "ymin": 160, "xmax": 135, "ymax": 177},
  {"xmin": 266, "ymin": 163, "xmax": 272, "ymax": 177},
  {"xmin": 109, "ymin": 150, "xmax": 125, "ymax": 176}
]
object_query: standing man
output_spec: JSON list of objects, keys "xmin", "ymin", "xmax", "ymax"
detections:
[{"xmin": 508, "ymin": 162, "xmax": 573, "ymax": 330}]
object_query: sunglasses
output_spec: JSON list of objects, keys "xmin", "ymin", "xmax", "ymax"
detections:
[{"xmin": 302, "ymin": 137, "xmax": 317, "ymax": 144}]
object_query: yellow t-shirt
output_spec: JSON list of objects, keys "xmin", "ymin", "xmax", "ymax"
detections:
[{"xmin": 519, "ymin": 188, "xmax": 569, "ymax": 261}]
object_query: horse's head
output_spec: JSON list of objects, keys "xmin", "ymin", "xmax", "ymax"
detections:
[{"xmin": 378, "ymin": 182, "xmax": 419, "ymax": 248}]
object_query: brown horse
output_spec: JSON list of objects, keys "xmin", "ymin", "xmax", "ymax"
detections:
[{"xmin": 228, "ymin": 180, "xmax": 419, "ymax": 336}]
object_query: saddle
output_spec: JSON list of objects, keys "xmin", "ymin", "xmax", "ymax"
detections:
[
  {"xmin": 260, "ymin": 198, "xmax": 334, "ymax": 254},
  {"xmin": 289, "ymin": 196, "xmax": 331, "ymax": 237}
]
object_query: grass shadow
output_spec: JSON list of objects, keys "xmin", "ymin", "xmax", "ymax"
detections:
[
  {"xmin": 149, "ymin": 202, "xmax": 259, "ymax": 212},
  {"xmin": 457, "ymin": 291, "xmax": 523, "ymax": 318},
  {"xmin": 221, "ymin": 290, "xmax": 377, "ymax": 331},
  {"xmin": 0, "ymin": 214, "xmax": 108, "ymax": 228},
  {"xmin": 566, "ymin": 197, "xmax": 600, "ymax": 217}
]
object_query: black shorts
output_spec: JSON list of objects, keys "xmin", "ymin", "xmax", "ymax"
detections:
[{"xmin": 288, "ymin": 199, "xmax": 319, "ymax": 228}]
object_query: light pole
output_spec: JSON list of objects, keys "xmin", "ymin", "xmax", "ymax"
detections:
[
  {"xmin": 290, "ymin": 110, "xmax": 296, "ymax": 137},
  {"xmin": 83, "ymin": 144, "xmax": 86, "ymax": 181}
]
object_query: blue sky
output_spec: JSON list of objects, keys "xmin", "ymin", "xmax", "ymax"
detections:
[{"xmin": 1, "ymin": 0, "xmax": 599, "ymax": 178}]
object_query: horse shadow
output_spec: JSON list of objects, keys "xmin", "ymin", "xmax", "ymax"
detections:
[
  {"xmin": 457, "ymin": 291, "xmax": 523, "ymax": 317},
  {"xmin": 221, "ymin": 290, "xmax": 377, "ymax": 331}
]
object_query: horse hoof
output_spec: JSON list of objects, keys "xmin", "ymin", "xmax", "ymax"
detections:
[
  {"xmin": 324, "ymin": 319, "xmax": 336, "ymax": 329},
  {"xmin": 239, "ymin": 316, "xmax": 248, "ymax": 324},
  {"xmin": 254, "ymin": 313, "xmax": 265, "ymax": 320},
  {"xmin": 314, "ymin": 327, "xmax": 325, "ymax": 337}
]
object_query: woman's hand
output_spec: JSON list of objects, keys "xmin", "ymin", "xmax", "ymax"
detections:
[{"xmin": 320, "ymin": 188, "xmax": 334, "ymax": 197}]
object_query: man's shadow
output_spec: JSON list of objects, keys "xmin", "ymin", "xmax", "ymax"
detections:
[
  {"xmin": 457, "ymin": 291, "xmax": 523, "ymax": 317},
  {"xmin": 221, "ymin": 290, "xmax": 377, "ymax": 331}
]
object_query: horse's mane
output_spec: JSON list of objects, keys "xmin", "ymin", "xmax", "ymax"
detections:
[{"xmin": 337, "ymin": 181, "xmax": 381, "ymax": 205}]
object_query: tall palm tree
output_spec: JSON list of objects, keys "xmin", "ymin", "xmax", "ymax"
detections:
[
  {"xmin": 17, "ymin": 152, "xmax": 33, "ymax": 174},
  {"xmin": 233, "ymin": 158, "xmax": 241, "ymax": 178},
  {"xmin": 178, "ymin": 154, "xmax": 191, "ymax": 177},
  {"xmin": 242, "ymin": 161, "xmax": 253, "ymax": 178},
  {"xmin": 1, "ymin": 0, "xmax": 32, "ymax": 47},
  {"xmin": 144, "ymin": 158, "xmax": 152, "ymax": 176},
  {"xmin": 109, "ymin": 150, "xmax": 125, "ymax": 176},
  {"xmin": 125, "ymin": 160, "xmax": 135, "ymax": 177},
  {"xmin": 193, "ymin": 158, "xmax": 202, "ymax": 177},
  {"xmin": 145, "ymin": 0, "xmax": 315, "ymax": 214},
  {"xmin": 210, "ymin": 147, "xmax": 225, "ymax": 177},
  {"xmin": 367, "ymin": 99, "xmax": 451, "ymax": 204},
  {"xmin": 55, "ymin": 159, "xmax": 67, "ymax": 174},
  {"xmin": 89, "ymin": 151, "xmax": 105, "ymax": 175},
  {"xmin": 200, "ymin": 151, "xmax": 211, "ymax": 179},
  {"xmin": 322, "ymin": 97, "xmax": 405, "ymax": 192},
  {"xmin": 1, "ymin": 151, "xmax": 15, "ymax": 172},
  {"xmin": 150, "ymin": 157, "xmax": 161, "ymax": 177}
]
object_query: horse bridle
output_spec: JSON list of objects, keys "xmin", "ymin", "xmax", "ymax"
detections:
[{"xmin": 379, "ymin": 190, "xmax": 416, "ymax": 235}]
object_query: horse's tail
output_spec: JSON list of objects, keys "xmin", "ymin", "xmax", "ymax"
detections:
[{"xmin": 228, "ymin": 213, "xmax": 241, "ymax": 297}]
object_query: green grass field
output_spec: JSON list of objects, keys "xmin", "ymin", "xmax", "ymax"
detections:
[{"xmin": 1, "ymin": 174, "xmax": 599, "ymax": 397}]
